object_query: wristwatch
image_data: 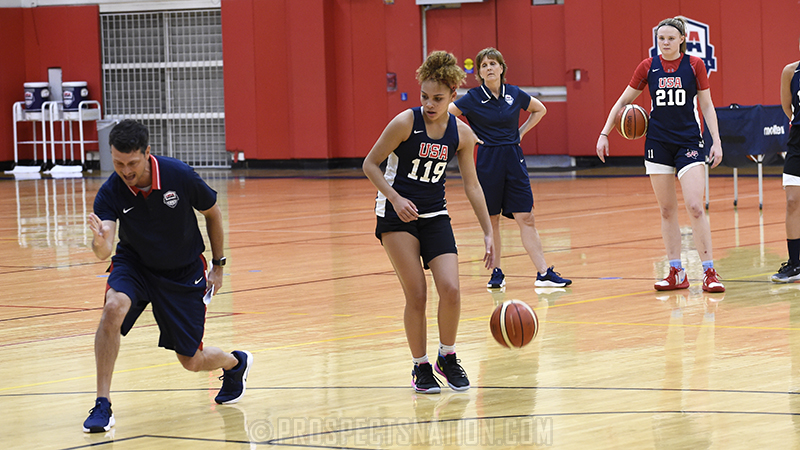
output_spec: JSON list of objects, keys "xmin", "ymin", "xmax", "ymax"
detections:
[{"xmin": 212, "ymin": 256, "xmax": 227, "ymax": 266}]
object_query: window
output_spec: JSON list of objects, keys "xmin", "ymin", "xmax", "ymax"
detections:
[{"xmin": 101, "ymin": 9, "xmax": 227, "ymax": 167}]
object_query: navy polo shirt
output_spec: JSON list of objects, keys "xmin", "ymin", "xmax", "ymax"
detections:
[
  {"xmin": 94, "ymin": 155, "xmax": 217, "ymax": 271},
  {"xmin": 454, "ymin": 83, "xmax": 531, "ymax": 146}
]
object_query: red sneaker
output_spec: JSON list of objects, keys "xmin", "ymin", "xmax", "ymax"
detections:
[
  {"xmin": 654, "ymin": 266, "xmax": 689, "ymax": 291},
  {"xmin": 703, "ymin": 268, "xmax": 725, "ymax": 292}
]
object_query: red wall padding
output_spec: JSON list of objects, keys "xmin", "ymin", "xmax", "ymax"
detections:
[
  {"xmin": 2, "ymin": 5, "xmax": 101, "ymax": 161},
  {"xmin": 0, "ymin": 8, "xmax": 26, "ymax": 158},
  {"xmin": 2, "ymin": 0, "xmax": 800, "ymax": 162},
  {"xmin": 384, "ymin": 1, "xmax": 424, "ymax": 129},
  {"xmin": 221, "ymin": 0, "xmax": 258, "ymax": 160}
]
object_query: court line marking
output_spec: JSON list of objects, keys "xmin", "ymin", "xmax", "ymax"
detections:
[
  {"xmin": 10, "ymin": 384, "xmax": 800, "ymax": 396},
  {"xmin": 0, "ymin": 327, "xmax": 409, "ymax": 392},
  {"xmin": 0, "ymin": 272, "xmax": 785, "ymax": 392},
  {"xmin": 543, "ymin": 320, "xmax": 800, "ymax": 331},
  {"xmin": 6, "ymin": 304, "xmax": 800, "ymax": 394},
  {"xmin": 495, "ymin": 270, "xmax": 776, "ymax": 312},
  {"xmin": 265, "ymin": 410, "xmax": 800, "ymax": 448},
  {"xmin": 58, "ymin": 409, "xmax": 800, "ymax": 450}
]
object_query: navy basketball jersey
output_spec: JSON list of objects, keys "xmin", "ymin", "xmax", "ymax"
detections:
[
  {"xmin": 375, "ymin": 107, "xmax": 459, "ymax": 219},
  {"xmin": 647, "ymin": 54, "xmax": 702, "ymax": 147},
  {"xmin": 791, "ymin": 67, "xmax": 800, "ymax": 126}
]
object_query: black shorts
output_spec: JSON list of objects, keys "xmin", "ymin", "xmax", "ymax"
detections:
[
  {"xmin": 375, "ymin": 214, "xmax": 457, "ymax": 269},
  {"xmin": 476, "ymin": 144, "xmax": 534, "ymax": 219},
  {"xmin": 107, "ymin": 252, "xmax": 207, "ymax": 357},
  {"xmin": 783, "ymin": 125, "xmax": 800, "ymax": 182}
]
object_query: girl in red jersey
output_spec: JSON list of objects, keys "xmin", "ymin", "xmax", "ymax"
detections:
[{"xmin": 596, "ymin": 16, "xmax": 725, "ymax": 293}]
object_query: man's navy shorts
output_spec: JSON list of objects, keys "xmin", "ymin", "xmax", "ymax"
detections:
[{"xmin": 107, "ymin": 252, "xmax": 207, "ymax": 357}]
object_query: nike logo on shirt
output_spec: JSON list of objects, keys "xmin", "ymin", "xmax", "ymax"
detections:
[
  {"xmin": 651, "ymin": 68, "xmax": 660, "ymax": 73},
  {"xmin": 194, "ymin": 278, "xmax": 203, "ymax": 284},
  {"xmin": 123, "ymin": 207, "xmax": 134, "ymax": 214},
  {"xmin": 413, "ymin": 130, "xmax": 424, "ymax": 134},
  {"xmin": 481, "ymin": 99, "xmax": 491, "ymax": 103}
]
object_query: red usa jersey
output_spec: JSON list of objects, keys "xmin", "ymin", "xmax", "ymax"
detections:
[{"xmin": 630, "ymin": 54, "xmax": 709, "ymax": 147}]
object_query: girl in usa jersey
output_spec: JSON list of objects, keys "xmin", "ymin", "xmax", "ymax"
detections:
[
  {"xmin": 373, "ymin": 106, "xmax": 458, "ymax": 220},
  {"xmin": 773, "ymin": 39, "xmax": 800, "ymax": 282},
  {"xmin": 363, "ymin": 51, "xmax": 494, "ymax": 394},
  {"xmin": 596, "ymin": 16, "xmax": 725, "ymax": 293}
]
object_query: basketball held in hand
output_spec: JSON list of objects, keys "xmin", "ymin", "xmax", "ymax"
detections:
[{"xmin": 615, "ymin": 104, "xmax": 648, "ymax": 140}]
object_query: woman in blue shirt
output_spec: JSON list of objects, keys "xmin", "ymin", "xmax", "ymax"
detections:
[{"xmin": 449, "ymin": 47, "xmax": 571, "ymax": 290}]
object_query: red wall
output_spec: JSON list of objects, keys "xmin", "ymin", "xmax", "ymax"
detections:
[
  {"xmin": 0, "ymin": 8, "xmax": 25, "ymax": 160},
  {"xmin": 219, "ymin": 0, "xmax": 257, "ymax": 160},
  {"xmin": 0, "ymin": 5, "xmax": 101, "ymax": 162},
  {"xmin": 2, "ymin": 0, "xmax": 799, "ymax": 162}
]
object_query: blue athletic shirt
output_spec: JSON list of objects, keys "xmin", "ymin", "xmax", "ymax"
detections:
[
  {"xmin": 791, "ymin": 67, "xmax": 800, "ymax": 126},
  {"xmin": 375, "ymin": 107, "xmax": 459, "ymax": 219},
  {"xmin": 453, "ymin": 84, "xmax": 531, "ymax": 146},
  {"xmin": 94, "ymin": 155, "xmax": 218, "ymax": 271},
  {"xmin": 640, "ymin": 54, "xmax": 703, "ymax": 147}
]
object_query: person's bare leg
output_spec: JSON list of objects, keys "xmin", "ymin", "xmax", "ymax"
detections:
[
  {"xmin": 649, "ymin": 174, "xmax": 682, "ymax": 260},
  {"xmin": 94, "ymin": 288, "xmax": 131, "ymax": 401},
  {"xmin": 381, "ymin": 232, "xmax": 428, "ymax": 358},
  {"xmin": 513, "ymin": 211, "xmax": 547, "ymax": 273}
]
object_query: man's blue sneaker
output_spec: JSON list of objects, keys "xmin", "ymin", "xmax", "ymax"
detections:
[
  {"xmin": 83, "ymin": 397, "xmax": 115, "ymax": 433},
  {"xmin": 215, "ymin": 350, "xmax": 253, "ymax": 404},
  {"xmin": 535, "ymin": 266, "xmax": 571, "ymax": 287},
  {"xmin": 487, "ymin": 268, "xmax": 506, "ymax": 289}
]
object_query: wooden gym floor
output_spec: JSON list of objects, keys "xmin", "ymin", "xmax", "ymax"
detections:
[{"xmin": 1, "ymin": 165, "xmax": 798, "ymax": 449}]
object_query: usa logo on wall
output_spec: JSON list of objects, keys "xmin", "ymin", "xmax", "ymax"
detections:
[{"xmin": 650, "ymin": 17, "xmax": 717, "ymax": 76}]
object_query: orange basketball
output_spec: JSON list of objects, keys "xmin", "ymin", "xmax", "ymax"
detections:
[
  {"xmin": 615, "ymin": 104, "xmax": 648, "ymax": 140},
  {"xmin": 490, "ymin": 300, "xmax": 538, "ymax": 348}
]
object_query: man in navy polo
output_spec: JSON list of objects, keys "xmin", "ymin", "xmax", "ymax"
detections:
[{"xmin": 83, "ymin": 119, "xmax": 252, "ymax": 433}]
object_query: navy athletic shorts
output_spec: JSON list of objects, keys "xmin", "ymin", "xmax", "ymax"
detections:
[
  {"xmin": 476, "ymin": 144, "xmax": 534, "ymax": 219},
  {"xmin": 375, "ymin": 214, "xmax": 457, "ymax": 269},
  {"xmin": 107, "ymin": 252, "xmax": 207, "ymax": 357},
  {"xmin": 644, "ymin": 137, "xmax": 707, "ymax": 176}
]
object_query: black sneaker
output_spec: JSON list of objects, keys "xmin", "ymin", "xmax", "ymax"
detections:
[
  {"xmin": 487, "ymin": 268, "xmax": 506, "ymax": 289},
  {"xmin": 215, "ymin": 350, "xmax": 253, "ymax": 404},
  {"xmin": 434, "ymin": 353, "xmax": 470, "ymax": 392},
  {"xmin": 83, "ymin": 397, "xmax": 115, "ymax": 433},
  {"xmin": 772, "ymin": 260, "xmax": 800, "ymax": 283},
  {"xmin": 412, "ymin": 362, "xmax": 441, "ymax": 394}
]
